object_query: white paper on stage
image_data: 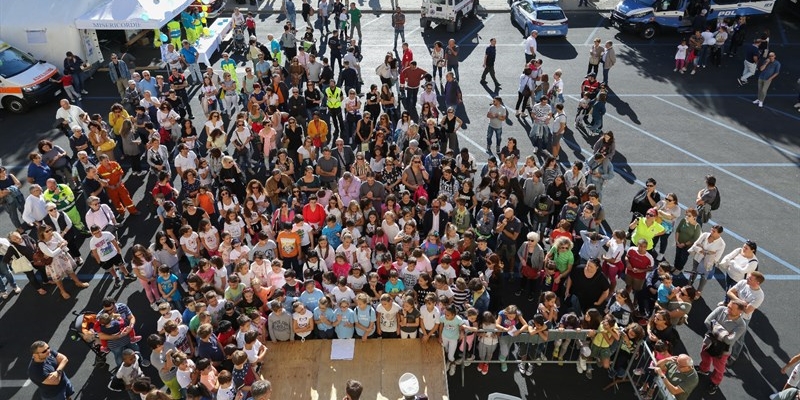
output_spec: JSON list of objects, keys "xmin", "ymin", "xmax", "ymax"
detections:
[{"xmin": 330, "ymin": 339, "xmax": 355, "ymax": 360}]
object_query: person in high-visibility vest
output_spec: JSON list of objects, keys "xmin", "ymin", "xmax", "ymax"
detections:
[
  {"xmin": 220, "ymin": 52, "xmax": 238, "ymax": 85},
  {"xmin": 325, "ymin": 80, "xmax": 344, "ymax": 139},
  {"xmin": 167, "ymin": 19, "xmax": 182, "ymax": 48}
]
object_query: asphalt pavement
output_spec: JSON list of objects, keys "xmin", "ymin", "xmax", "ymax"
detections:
[{"xmin": 1, "ymin": 8, "xmax": 799, "ymax": 400}]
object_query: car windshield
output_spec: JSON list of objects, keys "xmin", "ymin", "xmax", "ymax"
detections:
[
  {"xmin": 536, "ymin": 9, "xmax": 566, "ymax": 20},
  {"xmin": 0, "ymin": 46, "xmax": 37, "ymax": 79}
]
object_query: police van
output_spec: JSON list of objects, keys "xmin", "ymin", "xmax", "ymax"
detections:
[
  {"xmin": 609, "ymin": 0, "xmax": 775, "ymax": 39},
  {"xmin": 0, "ymin": 40, "xmax": 61, "ymax": 114}
]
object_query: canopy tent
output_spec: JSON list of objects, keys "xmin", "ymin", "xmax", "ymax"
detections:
[{"xmin": 75, "ymin": 0, "xmax": 194, "ymax": 30}]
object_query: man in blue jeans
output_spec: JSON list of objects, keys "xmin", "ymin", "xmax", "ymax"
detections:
[
  {"xmin": 486, "ymin": 97, "xmax": 508, "ymax": 154},
  {"xmin": 179, "ymin": 40, "xmax": 203, "ymax": 85},
  {"xmin": 392, "ymin": 7, "xmax": 406, "ymax": 50},
  {"xmin": 28, "ymin": 341, "xmax": 74, "ymax": 400}
]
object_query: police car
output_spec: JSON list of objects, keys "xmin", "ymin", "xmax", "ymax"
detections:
[{"xmin": 510, "ymin": 0, "xmax": 569, "ymax": 37}]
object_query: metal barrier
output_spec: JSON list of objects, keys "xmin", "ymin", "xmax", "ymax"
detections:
[{"xmin": 456, "ymin": 328, "xmax": 676, "ymax": 400}]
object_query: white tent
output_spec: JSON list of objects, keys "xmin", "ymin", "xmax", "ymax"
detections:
[
  {"xmin": 75, "ymin": 0, "xmax": 194, "ymax": 30},
  {"xmin": 0, "ymin": 0, "xmax": 105, "ymax": 66}
]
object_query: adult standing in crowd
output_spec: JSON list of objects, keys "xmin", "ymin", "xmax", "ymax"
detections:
[
  {"xmin": 688, "ymin": 224, "xmax": 725, "ymax": 294},
  {"xmin": 28, "ymin": 340, "xmax": 74, "ymax": 400},
  {"xmin": 654, "ymin": 354, "xmax": 699, "ymax": 400},
  {"xmin": 754, "ymin": 52, "xmax": 781, "ymax": 108},
  {"xmin": 698, "ymin": 300, "xmax": 747, "ymax": 395},
  {"xmin": 108, "ymin": 53, "xmax": 132, "ymax": 100},
  {"xmin": 63, "ymin": 51, "xmax": 87, "ymax": 96},
  {"xmin": 601, "ymin": 41, "xmax": 616, "ymax": 87},
  {"xmin": 392, "ymin": 7, "xmax": 406, "ymax": 51},
  {"xmin": 724, "ymin": 271, "xmax": 765, "ymax": 364}
]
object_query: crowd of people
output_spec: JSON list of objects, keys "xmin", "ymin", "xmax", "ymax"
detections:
[{"xmin": 7, "ymin": 4, "xmax": 794, "ymax": 400}]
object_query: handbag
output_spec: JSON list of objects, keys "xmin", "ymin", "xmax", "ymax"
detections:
[
  {"xmin": 32, "ymin": 246, "xmax": 53, "ymax": 269},
  {"xmin": 10, "ymin": 246, "xmax": 34, "ymax": 273},
  {"xmin": 410, "ymin": 170, "xmax": 428, "ymax": 201},
  {"xmin": 521, "ymin": 77, "xmax": 532, "ymax": 97},
  {"xmin": 521, "ymin": 263, "xmax": 540, "ymax": 280}
]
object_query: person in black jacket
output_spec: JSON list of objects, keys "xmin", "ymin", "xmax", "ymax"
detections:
[{"xmin": 419, "ymin": 198, "xmax": 450, "ymax": 238}]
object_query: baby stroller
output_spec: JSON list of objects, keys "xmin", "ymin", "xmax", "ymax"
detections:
[
  {"xmin": 232, "ymin": 26, "xmax": 247, "ymax": 54},
  {"xmin": 68, "ymin": 310, "xmax": 109, "ymax": 369}
]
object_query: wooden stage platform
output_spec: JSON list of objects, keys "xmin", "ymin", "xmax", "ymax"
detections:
[{"xmin": 260, "ymin": 339, "xmax": 450, "ymax": 400}]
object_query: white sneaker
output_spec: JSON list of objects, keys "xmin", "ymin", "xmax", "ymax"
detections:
[
  {"xmin": 0, "ymin": 291, "xmax": 7, "ymax": 299},
  {"xmin": 690, "ymin": 70, "xmax": 696, "ymax": 75},
  {"xmin": 150, "ymin": 302, "xmax": 160, "ymax": 311},
  {"xmin": 576, "ymin": 360, "xmax": 585, "ymax": 374},
  {"xmin": 525, "ymin": 363, "xmax": 534, "ymax": 376},
  {"xmin": 673, "ymin": 68, "xmax": 677, "ymax": 72},
  {"xmin": 448, "ymin": 362, "xmax": 456, "ymax": 376},
  {"xmin": 12, "ymin": 286, "xmax": 22, "ymax": 294},
  {"xmin": 753, "ymin": 99, "xmax": 760, "ymax": 104},
  {"xmin": 465, "ymin": 354, "xmax": 474, "ymax": 366},
  {"xmin": 578, "ymin": 357, "xmax": 587, "ymax": 372},
  {"xmin": 518, "ymin": 361, "xmax": 528, "ymax": 374},
  {"xmin": 793, "ymin": 102, "xmax": 800, "ymax": 109},
  {"xmin": 758, "ymin": 101, "xmax": 763, "ymax": 108}
]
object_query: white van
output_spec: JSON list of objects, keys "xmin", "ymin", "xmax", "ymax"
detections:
[{"xmin": 0, "ymin": 40, "xmax": 62, "ymax": 114}]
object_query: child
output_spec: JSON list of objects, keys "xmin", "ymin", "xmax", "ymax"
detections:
[
  {"xmin": 321, "ymin": 271, "xmax": 337, "ymax": 294},
  {"xmin": 173, "ymin": 351, "xmax": 196, "ymax": 394},
  {"xmin": 321, "ymin": 216, "xmax": 343, "ymax": 249},
  {"xmin": 313, "ymin": 296, "xmax": 337, "ymax": 339},
  {"xmin": 292, "ymin": 301, "xmax": 315, "ymax": 341},
  {"xmin": 587, "ymin": 314, "xmax": 619, "ymax": 379},
  {"xmin": 50, "ymin": 72, "xmax": 81, "ymax": 102},
  {"xmin": 331, "ymin": 276, "xmax": 357, "ymax": 304},
  {"xmin": 439, "ymin": 304, "xmax": 465, "ymax": 376},
  {"xmin": 242, "ymin": 330, "xmax": 268, "ymax": 364},
  {"xmin": 375, "ymin": 254, "xmax": 395, "ymax": 284},
  {"xmin": 400, "ymin": 258, "xmax": 422, "ymax": 290},
  {"xmin": 355, "ymin": 238, "xmax": 373, "ymax": 272},
  {"xmin": 157, "ymin": 265, "xmax": 182, "ymax": 310},
  {"xmin": 518, "ymin": 314, "xmax": 549, "ymax": 376},
  {"xmin": 574, "ymin": 92, "xmax": 591, "ymax": 127},
  {"xmin": 230, "ymin": 350, "xmax": 257, "ymax": 396},
  {"xmin": 537, "ymin": 291, "xmax": 559, "ymax": 328},
  {"xmin": 216, "ymin": 370, "xmax": 236, "ymax": 400},
  {"xmin": 353, "ymin": 293, "xmax": 376, "ymax": 341},
  {"xmin": 331, "ymin": 252, "xmax": 352, "ymax": 280},
  {"xmin": 419, "ymin": 293, "xmax": 441, "ymax": 343},
  {"xmin": 333, "ymin": 298, "xmax": 357, "ymax": 339},
  {"xmin": 539, "ymin": 261, "xmax": 561, "ymax": 296},
  {"xmin": 156, "ymin": 302, "xmax": 183, "ymax": 335},
  {"xmin": 164, "ymin": 320, "xmax": 194, "ymax": 355},
  {"xmin": 116, "ymin": 349, "xmax": 145, "ymax": 398},
  {"xmin": 267, "ymin": 300, "xmax": 294, "ymax": 342},
  {"xmin": 496, "ymin": 305, "xmax": 528, "ymax": 373},
  {"xmin": 450, "ymin": 278, "xmax": 470, "ymax": 315},
  {"xmin": 347, "ymin": 265, "xmax": 367, "ymax": 292},
  {"xmin": 376, "ymin": 293, "xmax": 402, "ymax": 339},
  {"xmin": 459, "ymin": 307, "xmax": 480, "ymax": 366},
  {"xmin": 436, "ymin": 255, "xmax": 457, "ymax": 285},
  {"xmin": 303, "ymin": 250, "xmax": 328, "ymax": 283},
  {"xmin": 225, "ymin": 274, "xmax": 246, "ymax": 306},
  {"xmin": 607, "ymin": 288, "xmax": 634, "ymax": 327},
  {"xmin": 384, "ymin": 270, "xmax": 405, "ymax": 296},
  {"xmin": 179, "ymin": 225, "xmax": 201, "ymax": 269},
  {"xmin": 553, "ymin": 312, "xmax": 580, "ymax": 365},
  {"xmin": 656, "ymin": 274, "xmax": 675, "ymax": 309},
  {"xmin": 675, "ymin": 38, "xmax": 688, "ymax": 73},
  {"xmin": 197, "ymin": 358, "xmax": 219, "ymax": 393},
  {"xmin": 433, "ymin": 275, "xmax": 454, "ymax": 302},
  {"xmin": 266, "ymin": 260, "xmax": 287, "ymax": 293},
  {"xmin": 476, "ymin": 311, "xmax": 498, "ymax": 375},
  {"xmin": 399, "ymin": 296, "xmax": 421, "ymax": 339},
  {"xmin": 282, "ymin": 270, "xmax": 303, "ymax": 307}
]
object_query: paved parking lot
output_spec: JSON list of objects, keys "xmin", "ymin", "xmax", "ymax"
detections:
[{"xmin": 0, "ymin": 8, "xmax": 798, "ymax": 400}]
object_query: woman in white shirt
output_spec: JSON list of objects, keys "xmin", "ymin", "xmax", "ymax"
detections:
[
  {"xmin": 688, "ymin": 225, "xmax": 726, "ymax": 293},
  {"xmin": 157, "ymin": 102, "xmax": 181, "ymax": 143},
  {"xmin": 719, "ymin": 240, "xmax": 758, "ymax": 290}
]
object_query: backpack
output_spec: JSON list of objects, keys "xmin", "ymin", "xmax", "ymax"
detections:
[{"xmin": 709, "ymin": 188, "xmax": 721, "ymax": 211}]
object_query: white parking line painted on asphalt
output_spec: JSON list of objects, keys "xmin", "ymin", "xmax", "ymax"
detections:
[
  {"xmin": 567, "ymin": 95, "xmax": 800, "ymax": 210},
  {"xmin": 582, "ymin": 16, "xmax": 606, "ymax": 46},
  {"xmin": 653, "ymin": 96, "xmax": 800, "ymax": 158}
]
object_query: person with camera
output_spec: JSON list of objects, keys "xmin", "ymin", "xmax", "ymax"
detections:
[
  {"xmin": 698, "ymin": 300, "xmax": 747, "ymax": 395},
  {"xmin": 653, "ymin": 354, "xmax": 699, "ymax": 400}
]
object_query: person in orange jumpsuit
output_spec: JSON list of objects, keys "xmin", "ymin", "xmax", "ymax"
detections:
[{"xmin": 97, "ymin": 154, "xmax": 139, "ymax": 216}]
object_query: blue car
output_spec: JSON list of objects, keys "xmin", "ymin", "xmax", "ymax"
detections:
[{"xmin": 511, "ymin": 0, "xmax": 569, "ymax": 37}]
